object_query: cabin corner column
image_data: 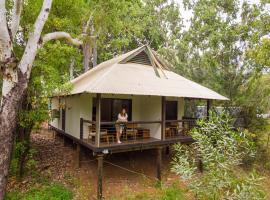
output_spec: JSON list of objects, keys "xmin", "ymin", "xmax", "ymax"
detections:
[
  {"xmin": 206, "ymin": 99, "xmax": 212, "ymax": 118},
  {"xmin": 161, "ymin": 96, "xmax": 166, "ymax": 140},
  {"xmin": 95, "ymin": 93, "xmax": 101, "ymax": 147}
]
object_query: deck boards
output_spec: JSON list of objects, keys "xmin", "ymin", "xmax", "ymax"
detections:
[{"xmin": 49, "ymin": 125, "xmax": 194, "ymax": 153}]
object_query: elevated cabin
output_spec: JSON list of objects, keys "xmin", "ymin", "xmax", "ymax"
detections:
[{"xmin": 49, "ymin": 45, "xmax": 227, "ymax": 199}]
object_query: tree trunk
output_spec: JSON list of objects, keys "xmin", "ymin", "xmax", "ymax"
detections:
[
  {"xmin": 0, "ymin": 70, "xmax": 28, "ymax": 200},
  {"xmin": 83, "ymin": 38, "xmax": 92, "ymax": 72},
  {"xmin": 16, "ymin": 127, "xmax": 31, "ymax": 179},
  {"xmin": 69, "ymin": 58, "xmax": 75, "ymax": 80},
  {"xmin": 92, "ymin": 38, "xmax": 97, "ymax": 67},
  {"xmin": 16, "ymin": 93, "xmax": 33, "ymax": 179}
]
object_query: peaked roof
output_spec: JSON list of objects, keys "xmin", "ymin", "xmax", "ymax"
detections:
[{"xmin": 70, "ymin": 46, "xmax": 228, "ymax": 100}]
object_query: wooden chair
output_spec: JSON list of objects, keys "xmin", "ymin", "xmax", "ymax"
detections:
[
  {"xmin": 137, "ymin": 128, "xmax": 150, "ymax": 139},
  {"xmin": 166, "ymin": 122, "xmax": 183, "ymax": 137},
  {"xmin": 125, "ymin": 123, "xmax": 138, "ymax": 140},
  {"xmin": 88, "ymin": 125, "xmax": 110, "ymax": 144}
]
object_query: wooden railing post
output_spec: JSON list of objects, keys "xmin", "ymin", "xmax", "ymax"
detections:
[
  {"xmin": 80, "ymin": 117, "xmax": 83, "ymax": 140},
  {"xmin": 95, "ymin": 93, "xmax": 101, "ymax": 147},
  {"xmin": 161, "ymin": 96, "xmax": 166, "ymax": 140}
]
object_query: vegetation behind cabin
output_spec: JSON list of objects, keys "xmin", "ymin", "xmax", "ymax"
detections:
[{"xmin": 0, "ymin": 0, "xmax": 269, "ymax": 199}]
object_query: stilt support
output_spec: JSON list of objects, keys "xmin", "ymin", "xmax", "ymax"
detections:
[
  {"xmin": 63, "ymin": 137, "xmax": 68, "ymax": 147},
  {"xmin": 156, "ymin": 147, "xmax": 162, "ymax": 181},
  {"xmin": 165, "ymin": 146, "xmax": 170, "ymax": 155},
  {"xmin": 97, "ymin": 154, "xmax": 104, "ymax": 200},
  {"xmin": 75, "ymin": 143, "xmax": 81, "ymax": 168}
]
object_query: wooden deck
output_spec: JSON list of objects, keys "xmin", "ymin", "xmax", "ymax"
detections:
[{"xmin": 49, "ymin": 125, "xmax": 194, "ymax": 154}]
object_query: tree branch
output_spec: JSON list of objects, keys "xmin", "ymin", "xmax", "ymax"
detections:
[
  {"xmin": 18, "ymin": 0, "xmax": 53, "ymax": 75},
  {"xmin": 42, "ymin": 32, "xmax": 83, "ymax": 47},
  {"xmin": 10, "ymin": 0, "xmax": 23, "ymax": 41},
  {"xmin": 0, "ymin": 0, "xmax": 12, "ymax": 63}
]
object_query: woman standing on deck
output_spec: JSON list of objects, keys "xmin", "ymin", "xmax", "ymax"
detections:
[{"xmin": 116, "ymin": 108, "xmax": 128, "ymax": 143}]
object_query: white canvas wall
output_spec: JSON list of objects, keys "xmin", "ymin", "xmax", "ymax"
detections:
[
  {"xmin": 51, "ymin": 94, "xmax": 185, "ymax": 140},
  {"xmin": 63, "ymin": 93, "xmax": 92, "ymax": 139},
  {"xmin": 50, "ymin": 98, "xmax": 60, "ymax": 128}
]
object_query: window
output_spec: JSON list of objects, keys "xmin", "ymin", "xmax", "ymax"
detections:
[
  {"xmin": 166, "ymin": 101, "xmax": 177, "ymax": 120},
  {"xmin": 93, "ymin": 98, "xmax": 132, "ymax": 121}
]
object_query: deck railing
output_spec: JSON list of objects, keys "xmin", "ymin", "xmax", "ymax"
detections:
[
  {"xmin": 80, "ymin": 118, "xmax": 163, "ymax": 146},
  {"xmin": 80, "ymin": 118, "xmax": 197, "ymax": 146},
  {"xmin": 165, "ymin": 118, "xmax": 197, "ymax": 138}
]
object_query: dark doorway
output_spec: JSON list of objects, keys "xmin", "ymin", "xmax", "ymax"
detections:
[
  {"xmin": 166, "ymin": 101, "xmax": 178, "ymax": 120},
  {"xmin": 92, "ymin": 98, "xmax": 132, "ymax": 122},
  {"xmin": 61, "ymin": 109, "xmax": 66, "ymax": 131}
]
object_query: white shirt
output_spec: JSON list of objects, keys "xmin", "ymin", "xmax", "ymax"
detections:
[{"xmin": 118, "ymin": 113, "xmax": 128, "ymax": 122}]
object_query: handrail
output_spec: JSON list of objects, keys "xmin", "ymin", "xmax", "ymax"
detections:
[
  {"xmin": 165, "ymin": 119, "xmax": 197, "ymax": 123},
  {"xmin": 82, "ymin": 118, "xmax": 196, "ymax": 125},
  {"xmin": 100, "ymin": 121, "xmax": 162, "ymax": 125},
  {"xmin": 82, "ymin": 119, "xmax": 96, "ymax": 124}
]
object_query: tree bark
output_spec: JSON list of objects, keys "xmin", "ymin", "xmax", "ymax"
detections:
[
  {"xmin": 92, "ymin": 37, "xmax": 97, "ymax": 67},
  {"xmin": 0, "ymin": 70, "xmax": 28, "ymax": 200},
  {"xmin": 83, "ymin": 39, "xmax": 91, "ymax": 72},
  {"xmin": 0, "ymin": 0, "xmax": 53, "ymax": 198},
  {"xmin": 69, "ymin": 58, "xmax": 75, "ymax": 80}
]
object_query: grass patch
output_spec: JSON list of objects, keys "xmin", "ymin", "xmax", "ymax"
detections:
[
  {"xmin": 109, "ymin": 184, "xmax": 187, "ymax": 200},
  {"xmin": 5, "ymin": 183, "xmax": 73, "ymax": 200}
]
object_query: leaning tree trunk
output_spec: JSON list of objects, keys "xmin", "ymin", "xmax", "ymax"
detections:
[
  {"xmin": 0, "ymin": 70, "xmax": 28, "ymax": 199},
  {"xmin": 0, "ymin": 0, "xmax": 83, "ymax": 198}
]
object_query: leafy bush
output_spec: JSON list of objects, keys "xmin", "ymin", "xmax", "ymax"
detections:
[
  {"xmin": 172, "ymin": 111, "xmax": 266, "ymax": 200},
  {"xmin": 5, "ymin": 183, "xmax": 73, "ymax": 200}
]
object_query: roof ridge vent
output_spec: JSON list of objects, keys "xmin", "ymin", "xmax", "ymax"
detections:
[{"xmin": 127, "ymin": 50, "xmax": 152, "ymax": 66}]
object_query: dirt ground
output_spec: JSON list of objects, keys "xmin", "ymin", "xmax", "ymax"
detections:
[{"xmin": 13, "ymin": 127, "xmax": 190, "ymax": 200}]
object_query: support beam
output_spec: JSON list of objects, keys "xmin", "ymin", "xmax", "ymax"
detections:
[
  {"xmin": 206, "ymin": 99, "xmax": 212, "ymax": 118},
  {"xmin": 63, "ymin": 137, "xmax": 68, "ymax": 147},
  {"xmin": 161, "ymin": 96, "xmax": 166, "ymax": 140},
  {"xmin": 97, "ymin": 154, "xmax": 104, "ymax": 200},
  {"xmin": 95, "ymin": 93, "xmax": 101, "ymax": 147},
  {"xmin": 156, "ymin": 147, "xmax": 162, "ymax": 181},
  {"xmin": 75, "ymin": 143, "xmax": 81, "ymax": 168}
]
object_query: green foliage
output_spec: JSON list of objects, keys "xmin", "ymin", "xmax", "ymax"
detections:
[
  {"xmin": 247, "ymin": 38, "xmax": 270, "ymax": 68},
  {"xmin": 89, "ymin": 0, "xmax": 182, "ymax": 62},
  {"xmin": 163, "ymin": 0, "xmax": 270, "ymax": 130},
  {"xmin": 9, "ymin": 142, "xmax": 37, "ymax": 177},
  {"xmin": 110, "ymin": 184, "xmax": 187, "ymax": 200},
  {"xmin": 172, "ymin": 112, "xmax": 265, "ymax": 200},
  {"xmin": 5, "ymin": 183, "xmax": 73, "ymax": 200}
]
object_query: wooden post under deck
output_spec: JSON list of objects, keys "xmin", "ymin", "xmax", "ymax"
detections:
[
  {"xmin": 161, "ymin": 96, "xmax": 166, "ymax": 140},
  {"xmin": 76, "ymin": 118, "xmax": 84, "ymax": 168},
  {"xmin": 75, "ymin": 144, "xmax": 81, "ymax": 168},
  {"xmin": 97, "ymin": 154, "xmax": 104, "ymax": 200},
  {"xmin": 95, "ymin": 93, "xmax": 101, "ymax": 147},
  {"xmin": 206, "ymin": 99, "xmax": 212, "ymax": 118},
  {"xmin": 156, "ymin": 147, "xmax": 162, "ymax": 181}
]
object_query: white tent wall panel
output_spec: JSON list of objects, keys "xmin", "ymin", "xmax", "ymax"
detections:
[
  {"xmin": 52, "ymin": 93, "xmax": 185, "ymax": 141},
  {"xmin": 136, "ymin": 96, "xmax": 162, "ymax": 140},
  {"xmin": 80, "ymin": 93, "xmax": 93, "ymax": 139},
  {"xmin": 51, "ymin": 98, "xmax": 60, "ymax": 128},
  {"xmin": 64, "ymin": 94, "xmax": 93, "ymax": 139},
  {"xmin": 178, "ymin": 98, "xmax": 185, "ymax": 120},
  {"xmin": 100, "ymin": 94, "xmax": 162, "ymax": 139}
]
